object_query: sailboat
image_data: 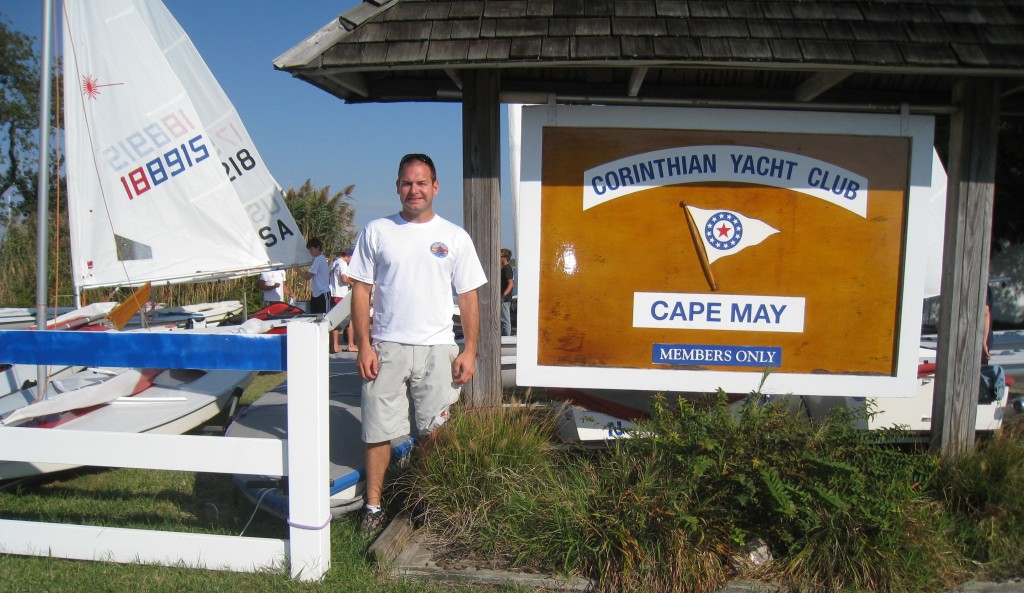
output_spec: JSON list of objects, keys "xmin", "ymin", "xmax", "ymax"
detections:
[{"xmin": 0, "ymin": 0, "xmax": 310, "ymax": 479}]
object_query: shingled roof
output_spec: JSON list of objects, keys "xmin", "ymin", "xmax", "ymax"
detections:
[{"xmin": 275, "ymin": 0, "xmax": 1024, "ymax": 110}]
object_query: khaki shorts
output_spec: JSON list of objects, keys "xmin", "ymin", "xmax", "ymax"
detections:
[{"xmin": 361, "ymin": 342, "xmax": 461, "ymax": 443}]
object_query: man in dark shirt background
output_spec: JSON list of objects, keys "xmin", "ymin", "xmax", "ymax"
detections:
[{"xmin": 500, "ymin": 248, "xmax": 514, "ymax": 336}]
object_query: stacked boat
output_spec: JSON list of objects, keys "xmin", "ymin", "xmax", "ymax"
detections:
[{"xmin": 0, "ymin": 0, "xmax": 310, "ymax": 481}]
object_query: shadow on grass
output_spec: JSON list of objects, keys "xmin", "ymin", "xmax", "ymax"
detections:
[{"xmin": 0, "ymin": 467, "xmax": 287, "ymax": 540}]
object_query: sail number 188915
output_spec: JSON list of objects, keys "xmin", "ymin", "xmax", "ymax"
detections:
[{"xmin": 119, "ymin": 134, "xmax": 210, "ymax": 200}]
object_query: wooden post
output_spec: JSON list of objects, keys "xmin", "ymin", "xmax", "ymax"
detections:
[
  {"xmin": 931, "ymin": 79, "xmax": 1001, "ymax": 455},
  {"xmin": 461, "ymin": 69, "xmax": 503, "ymax": 407}
]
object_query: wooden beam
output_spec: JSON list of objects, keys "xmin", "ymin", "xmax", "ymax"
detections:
[
  {"xmin": 931, "ymin": 79, "xmax": 1001, "ymax": 455},
  {"xmin": 324, "ymin": 71, "xmax": 370, "ymax": 98},
  {"xmin": 1002, "ymin": 82, "xmax": 1024, "ymax": 98},
  {"xmin": 794, "ymin": 71, "xmax": 851, "ymax": 102},
  {"xmin": 444, "ymin": 68, "xmax": 463, "ymax": 90},
  {"xmin": 627, "ymin": 67, "xmax": 647, "ymax": 97},
  {"xmin": 461, "ymin": 69, "xmax": 503, "ymax": 407}
]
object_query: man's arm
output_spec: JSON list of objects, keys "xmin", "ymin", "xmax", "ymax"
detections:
[
  {"xmin": 352, "ymin": 281, "xmax": 378, "ymax": 380},
  {"xmin": 983, "ymin": 302, "xmax": 992, "ymax": 363},
  {"xmin": 453, "ymin": 288, "xmax": 480, "ymax": 385}
]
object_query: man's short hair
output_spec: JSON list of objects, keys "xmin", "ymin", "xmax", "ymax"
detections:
[
  {"xmin": 399, "ymin": 153, "xmax": 437, "ymax": 181},
  {"xmin": 500, "ymin": 248, "xmax": 512, "ymax": 259},
  {"xmin": 306, "ymin": 237, "xmax": 323, "ymax": 250}
]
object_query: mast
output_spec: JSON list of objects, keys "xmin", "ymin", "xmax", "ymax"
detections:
[{"xmin": 34, "ymin": 0, "xmax": 55, "ymax": 397}]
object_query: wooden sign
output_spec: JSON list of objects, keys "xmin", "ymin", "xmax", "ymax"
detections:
[{"xmin": 515, "ymin": 106, "xmax": 938, "ymax": 397}]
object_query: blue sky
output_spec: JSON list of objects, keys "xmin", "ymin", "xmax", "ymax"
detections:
[{"xmin": 4, "ymin": 1, "xmax": 516, "ymax": 249}]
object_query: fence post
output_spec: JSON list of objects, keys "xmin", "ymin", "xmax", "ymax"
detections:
[{"xmin": 285, "ymin": 320, "xmax": 331, "ymax": 580}]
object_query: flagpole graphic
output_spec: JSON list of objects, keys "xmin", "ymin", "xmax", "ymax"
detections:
[
  {"xmin": 680, "ymin": 201, "xmax": 718, "ymax": 291},
  {"xmin": 680, "ymin": 202, "xmax": 780, "ymax": 291}
]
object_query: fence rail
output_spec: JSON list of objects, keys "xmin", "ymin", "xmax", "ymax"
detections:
[{"xmin": 0, "ymin": 320, "xmax": 331, "ymax": 580}]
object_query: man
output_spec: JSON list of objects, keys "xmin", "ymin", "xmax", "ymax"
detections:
[
  {"xmin": 328, "ymin": 247, "xmax": 354, "ymax": 353},
  {"xmin": 292, "ymin": 237, "xmax": 330, "ymax": 314},
  {"xmin": 347, "ymin": 153, "xmax": 487, "ymax": 533},
  {"xmin": 258, "ymin": 268, "xmax": 288, "ymax": 306},
  {"xmin": 500, "ymin": 248, "xmax": 515, "ymax": 336}
]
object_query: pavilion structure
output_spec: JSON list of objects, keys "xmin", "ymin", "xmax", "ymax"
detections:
[{"xmin": 275, "ymin": 0, "xmax": 1024, "ymax": 452}]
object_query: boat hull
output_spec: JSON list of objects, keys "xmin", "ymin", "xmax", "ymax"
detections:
[{"xmin": 0, "ymin": 368, "xmax": 252, "ymax": 480}]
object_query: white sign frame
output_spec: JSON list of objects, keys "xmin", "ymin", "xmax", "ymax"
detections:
[{"xmin": 516, "ymin": 105, "xmax": 936, "ymax": 398}]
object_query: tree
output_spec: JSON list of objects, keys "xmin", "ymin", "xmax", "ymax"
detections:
[
  {"xmin": 284, "ymin": 179, "xmax": 357, "ymax": 256},
  {"xmin": 0, "ymin": 15, "xmax": 47, "ymax": 223}
]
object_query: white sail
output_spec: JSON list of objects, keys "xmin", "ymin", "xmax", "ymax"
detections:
[{"xmin": 62, "ymin": 0, "xmax": 308, "ymax": 290}]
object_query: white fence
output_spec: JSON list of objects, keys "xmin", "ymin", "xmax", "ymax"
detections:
[{"xmin": 0, "ymin": 320, "xmax": 331, "ymax": 581}]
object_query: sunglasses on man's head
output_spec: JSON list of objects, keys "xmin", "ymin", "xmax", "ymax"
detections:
[{"xmin": 400, "ymin": 153, "xmax": 434, "ymax": 168}]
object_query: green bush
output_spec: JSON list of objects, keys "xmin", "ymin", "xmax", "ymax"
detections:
[
  {"xmin": 619, "ymin": 393, "xmax": 966, "ymax": 593},
  {"xmin": 401, "ymin": 392, "xmax": 1023, "ymax": 593}
]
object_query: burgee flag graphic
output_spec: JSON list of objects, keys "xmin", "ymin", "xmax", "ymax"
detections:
[
  {"xmin": 681, "ymin": 202, "xmax": 780, "ymax": 291},
  {"xmin": 685, "ymin": 205, "xmax": 779, "ymax": 265}
]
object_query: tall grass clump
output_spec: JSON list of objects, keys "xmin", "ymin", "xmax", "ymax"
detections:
[
  {"xmin": 394, "ymin": 403, "xmax": 559, "ymax": 566},
  {"xmin": 930, "ymin": 417, "xmax": 1024, "ymax": 579}
]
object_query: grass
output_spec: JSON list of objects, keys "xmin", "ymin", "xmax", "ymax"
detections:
[
  {"xmin": 932, "ymin": 418, "xmax": 1024, "ymax": 579},
  {"xmin": 0, "ymin": 370, "xmax": 534, "ymax": 593}
]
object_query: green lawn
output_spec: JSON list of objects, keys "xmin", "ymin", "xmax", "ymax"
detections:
[{"xmin": 0, "ymin": 371, "xmax": 529, "ymax": 592}]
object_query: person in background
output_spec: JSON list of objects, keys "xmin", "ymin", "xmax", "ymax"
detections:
[
  {"xmin": 500, "ymin": 248, "xmax": 514, "ymax": 336},
  {"xmin": 293, "ymin": 237, "xmax": 330, "ymax": 315},
  {"xmin": 983, "ymin": 284, "xmax": 993, "ymax": 364},
  {"xmin": 347, "ymin": 153, "xmax": 487, "ymax": 533},
  {"xmin": 258, "ymin": 268, "xmax": 289, "ymax": 306},
  {"xmin": 329, "ymin": 247, "xmax": 355, "ymax": 353}
]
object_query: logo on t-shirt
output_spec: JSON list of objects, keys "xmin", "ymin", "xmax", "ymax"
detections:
[{"xmin": 430, "ymin": 242, "xmax": 450, "ymax": 258}]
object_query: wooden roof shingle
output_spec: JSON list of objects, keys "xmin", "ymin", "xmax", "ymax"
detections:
[{"xmin": 275, "ymin": 0, "xmax": 1024, "ymax": 109}]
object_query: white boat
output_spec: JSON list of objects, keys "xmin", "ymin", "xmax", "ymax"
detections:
[
  {"xmin": 0, "ymin": 307, "xmax": 75, "ymax": 330},
  {"xmin": 117, "ymin": 300, "xmax": 245, "ymax": 329},
  {"xmin": 0, "ymin": 303, "xmax": 122, "ymax": 403},
  {"xmin": 803, "ymin": 346, "xmax": 1018, "ymax": 436},
  {"xmin": 0, "ymin": 0, "xmax": 309, "ymax": 479},
  {"xmin": 921, "ymin": 330, "xmax": 1024, "ymax": 379}
]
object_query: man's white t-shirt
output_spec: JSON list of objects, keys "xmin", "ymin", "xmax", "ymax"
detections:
[
  {"xmin": 309, "ymin": 254, "xmax": 329, "ymax": 298},
  {"xmin": 259, "ymin": 269, "xmax": 287, "ymax": 302},
  {"xmin": 348, "ymin": 213, "xmax": 486, "ymax": 346},
  {"xmin": 329, "ymin": 258, "xmax": 349, "ymax": 299}
]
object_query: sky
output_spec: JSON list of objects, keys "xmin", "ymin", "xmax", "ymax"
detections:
[{"xmin": 3, "ymin": 0, "xmax": 517, "ymax": 249}]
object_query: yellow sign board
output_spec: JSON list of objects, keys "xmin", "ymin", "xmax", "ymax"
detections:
[{"xmin": 516, "ymin": 106, "xmax": 939, "ymax": 398}]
